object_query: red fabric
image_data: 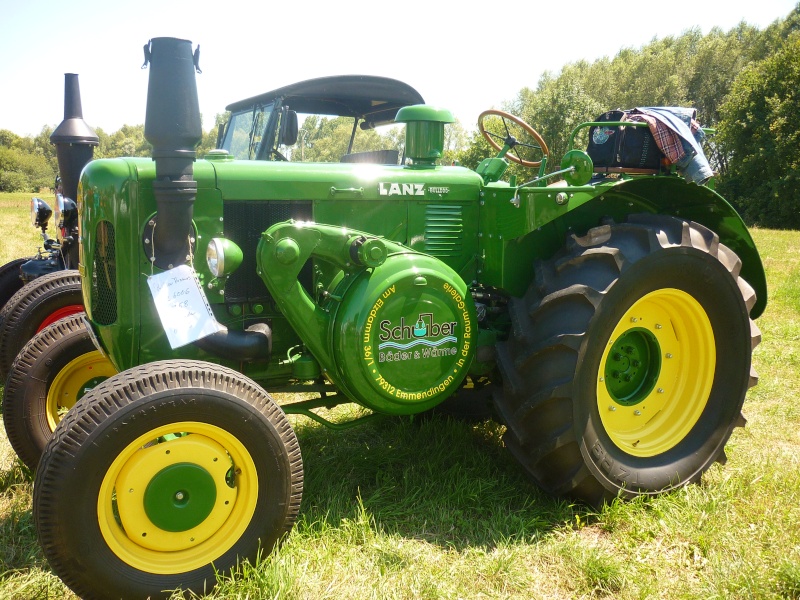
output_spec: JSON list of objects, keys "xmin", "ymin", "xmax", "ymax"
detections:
[{"xmin": 623, "ymin": 113, "xmax": 685, "ymax": 164}]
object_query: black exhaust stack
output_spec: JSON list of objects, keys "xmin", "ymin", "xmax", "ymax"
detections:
[
  {"xmin": 142, "ymin": 37, "xmax": 271, "ymax": 361},
  {"xmin": 143, "ymin": 37, "xmax": 202, "ymax": 270},
  {"xmin": 50, "ymin": 74, "xmax": 99, "ymax": 203},
  {"xmin": 50, "ymin": 73, "xmax": 99, "ymax": 268}
]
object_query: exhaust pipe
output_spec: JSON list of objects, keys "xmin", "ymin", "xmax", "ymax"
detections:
[
  {"xmin": 142, "ymin": 37, "xmax": 271, "ymax": 362},
  {"xmin": 50, "ymin": 73, "xmax": 99, "ymax": 268},
  {"xmin": 50, "ymin": 73, "xmax": 99, "ymax": 203},
  {"xmin": 143, "ymin": 37, "xmax": 202, "ymax": 270}
]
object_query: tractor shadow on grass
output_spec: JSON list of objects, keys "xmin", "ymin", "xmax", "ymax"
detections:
[{"xmin": 291, "ymin": 410, "xmax": 590, "ymax": 551}]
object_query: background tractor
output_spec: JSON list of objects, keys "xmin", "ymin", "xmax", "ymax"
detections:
[
  {"xmin": 21, "ymin": 38, "xmax": 764, "ymax": 599},
  {"xmin": 0, "ymin": 74, "xmax": 97, "ymax": 381}
]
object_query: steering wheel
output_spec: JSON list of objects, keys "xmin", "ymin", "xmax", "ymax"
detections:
[{"xmin": 478, "ymin": 110, "xmax": 549, "ymax": 168}]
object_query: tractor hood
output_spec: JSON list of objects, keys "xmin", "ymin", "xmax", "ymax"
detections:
[{"xmin": 205, "ymin": 157, "xmax": 483, "ymax": 202}]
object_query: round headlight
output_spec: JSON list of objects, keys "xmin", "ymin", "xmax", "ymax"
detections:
[
  {"xmin": 60, "ymin": 196, "xmax": 78, "ymax": 229},
  {"xmin": 207, "ymin": 238, "xmax": 223, "ymax": 277},
  {"xmin": 206, "ymin": 238, "xmax": 243, "ymax": 278},
  {"xmin": 31, "ymin": 197, "xmax": 52, "ymax": 228}
]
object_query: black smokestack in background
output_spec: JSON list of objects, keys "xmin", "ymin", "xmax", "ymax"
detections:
[
  {"xmin": 50, "ymin": 73, "xmax": 99, "ymax": 203},
  {"xmin": 142, "ymin": 37, "xmax": 202, "ymax": 269}
]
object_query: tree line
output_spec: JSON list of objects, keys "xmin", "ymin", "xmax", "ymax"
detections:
[
  {"xmin": 457, "ymin": 4, "xmax": 800, "ymax": 228},
  {"xmin": 0, "ymin": 122, "xmax": 219, "ymax": 195},
  {"xmin": 2, "ymin": 5, "xmax": 798, "ymax": 228}
]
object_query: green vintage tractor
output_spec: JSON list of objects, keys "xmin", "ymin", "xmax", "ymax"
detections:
[{"xmin": 29, "ymin": 38, "xmax": 763, "ymax": 599}]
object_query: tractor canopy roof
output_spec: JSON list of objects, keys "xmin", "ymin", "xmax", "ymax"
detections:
[{"xmin": 226, "ymin": 75, "xmax": 424, "ymax": 128}]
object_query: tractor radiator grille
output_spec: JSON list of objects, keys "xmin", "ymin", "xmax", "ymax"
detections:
[
  {"xmin": 92, "ymin": 220, "xmax": 118, "ymax": 325},
  {"xmin": 424, "ymin": 204, "xmax": 463, "ymax": 256},
  {"xmin": 223, "ymin": 200, "xmax": 313, "ymax": 303}
]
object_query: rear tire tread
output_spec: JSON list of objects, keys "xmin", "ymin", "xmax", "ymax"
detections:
[{"xmin": 494, "ymin": 215, "xmax": 760, "ymax": 506}]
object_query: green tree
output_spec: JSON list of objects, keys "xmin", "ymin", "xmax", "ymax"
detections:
[
  {"xmin": 32, "ymin": 126, "xmax": 58, "ymax": 174},
  {"xmin": 717, "ymin": 34, "xmax": 800, "ymax": 228},
  {"xmin": 454, "ymin": 129, "xmax": 493, "ymax": 172},
  {"xmin": 457, "ymin": 10, "xmax": 798, "ymax": 192},
  {"xmin": 197, "ymin": 112, "xmax": 230, "ymax": 157},
  {"xmin": 95, "ymin": 124, "xmax": 150, "ymax": 159},
  {"xmin": 294, "ymin": 116, "xmax": 401, "ymax": 163},
  {"xmin": 513, "ymin": 70, "xmax": 605, "ymax": 177},
  {"xmin": 685, "ymin": 24, "xmax": 762, "ymax": 174},
  {"xmin": 441, "ymin": 118, "xmax": 469, "ymax": 166},
  {"xmin": 0, "ymin": 129, "xmax": 23, "ymax": 149},
  {"xmin": 0, "ymin": 146, "xmax": 55, "ymax": 192}
]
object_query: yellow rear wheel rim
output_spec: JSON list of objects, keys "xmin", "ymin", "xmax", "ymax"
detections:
[{"xmin": 597, "ymin": 289, "xmax": 716, "ymax": 457}]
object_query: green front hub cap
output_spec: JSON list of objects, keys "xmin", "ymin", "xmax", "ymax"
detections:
[
  {"xmin": 143, "ymin": 463, "xmax": 217, "ymax": 532},
  {"xmin": 604, "ymin": 328, "xmax": 661, "ymax": 406},
  {"xmin": 108, "ymin": 429, "xmax": 242, "ymax": 562}
]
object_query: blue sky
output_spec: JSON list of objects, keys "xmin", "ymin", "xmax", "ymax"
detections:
[{"xmin": 0, "ymin": 0, "xmax": 796, "ymax": 137}]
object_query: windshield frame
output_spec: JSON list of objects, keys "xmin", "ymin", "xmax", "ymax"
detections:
[{"xmin": 220, "ymin": 100, "xmax": 279, "ymax": 160}]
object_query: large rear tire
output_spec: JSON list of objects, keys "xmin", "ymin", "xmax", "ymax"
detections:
[
  {"xmin": 0, "ymin": 269, "xmax": 83, "ymax": 381},
  {"xmin": 494, "ymin": 214, "xmax": 760, "ymax": 506},
  {"xmin": 34, "ymin": 360, "xmax": 303, "ymax": 600},
  {"xmin": 3, "ymin": 314, "xmax": 117, "ymax": 471},
  {"xmin": 0, "ymin": 257, "xmax": 28, "ymax": 311}
]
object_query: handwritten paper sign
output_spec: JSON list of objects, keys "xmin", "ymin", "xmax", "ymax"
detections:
[{"xmin": 147, "ymin": 265, "xmax": 224, "ymax": 349}]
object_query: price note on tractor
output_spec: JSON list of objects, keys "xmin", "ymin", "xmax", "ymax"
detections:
[{"xmin": 147, "ymin": 264, "xmax": 223, "ymax": 349}]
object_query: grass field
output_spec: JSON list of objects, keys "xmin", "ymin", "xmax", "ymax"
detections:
[{"xmin": 0, "ymin": 191, "xmax": 798, "ymax": 599}]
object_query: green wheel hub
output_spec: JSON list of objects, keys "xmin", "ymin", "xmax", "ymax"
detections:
[
  {"xmin": 143, "ymin": 463, "xmax": 217, "ymax": 532},
  {"xmin": 603, "ymin": 328, "xmax": 661, "ymax": 406}
]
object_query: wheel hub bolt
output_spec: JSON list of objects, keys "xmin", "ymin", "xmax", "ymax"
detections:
[
  {"xmin": 634, "ymin": 410, "xmax": 641, "ymax": 416},
  {"xmin": 175, "ymin": 491, "xmax": 185, "ymax": 501}
]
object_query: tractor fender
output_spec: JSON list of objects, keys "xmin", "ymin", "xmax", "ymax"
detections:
[{"xmin": 596, "ymin": 177, "xmax": 766, "ymax": 318}]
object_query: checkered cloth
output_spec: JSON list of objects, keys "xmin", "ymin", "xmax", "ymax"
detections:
[{"xmin": 622, "ymin": 113, "xmax": 702, "ymax": 165}]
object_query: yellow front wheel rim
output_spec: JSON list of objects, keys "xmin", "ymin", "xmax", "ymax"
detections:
[
  {"xmin": 597, "ymin": 289, "xmax": 716, "ymax": 457},
  {"xmin": 46, "ymin": 351, "xmax": 116, "ymax": 431},
  {"xmin": 97, "ymin": 421, "xmax": 259, "ymax": 574}
]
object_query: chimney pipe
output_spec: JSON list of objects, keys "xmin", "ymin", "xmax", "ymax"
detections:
[
  {"xmin": 142, "ymin": 37, "xmax": 202, "ymax": 269},
  {"xmin": 50, "ymin": 73, "xmax": 99, "ymax": 203},
  {"xmin": 141, "ymin": 37, "xmax": 271, "ymax": 361}
]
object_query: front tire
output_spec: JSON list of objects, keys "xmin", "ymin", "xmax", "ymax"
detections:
[
  {"xmin": 34, "ymin": 360, "xmax": 303, "ymax": 600},
  {"xmin": 0, "ymin": 269, "xmax": 84, "ymax": 381},
  {"xmin": 0, "ymin": 257, "xmax": 28, "ymax": 311},
  {"xmin": 3, "ymin": 314, "xmax": 117, "ymax": 471},
  {"xmin": 494, "ymin": 214, "xmax": 760, "ymax": 506}
]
